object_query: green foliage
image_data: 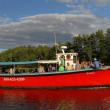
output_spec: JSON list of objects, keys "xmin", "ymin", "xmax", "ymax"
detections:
[
  {"xmin": 0, "ymin": 45, "xmax": 53, "ymax": 61},
  {"xmin": 70, "ymin": 29, "xmax": 110, "ymax": 64},
  {"xmin": 0, "ymin": 28, "xmax": 110, "ymax": 64},
  {"xmin": 59, "ymin": 29, "xmax": 110, "ymax": 64}
]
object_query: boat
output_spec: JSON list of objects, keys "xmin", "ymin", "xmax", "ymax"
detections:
[{"xmin": 0, "ymin": 46, "xmax": 110, "ymax": 89}]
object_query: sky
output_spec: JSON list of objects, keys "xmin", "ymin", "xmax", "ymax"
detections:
[{"xmin": 0, "ymin": 0, "xmax": 110, "ymax": 49}]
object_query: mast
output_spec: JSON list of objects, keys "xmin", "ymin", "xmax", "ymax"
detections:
[{"xmin": 53, "ymin": 32, "xmax": 57, "ymax": 57}]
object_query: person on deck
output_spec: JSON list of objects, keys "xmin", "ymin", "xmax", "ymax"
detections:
[
  {"xmin": 75, "ymin": 60, "xmax": 81, "ymax": 70},
  {"xmin": 60, "ymin": 56, "xmax": 65, "ymax": 67},
  {"xmin": 9, "ymin": 66, "xmax": 15, "ymax": 74},
  {"xmin": 59, "ymin": 64, "xmax": 65, "ymax": 72},
  {"xmin": 92, "ymin": 58, "xmax": 101, "ymax": 69},
  {"xmin": 66, "ymin": 63, "xmax": 73, "ymax": 71},
  {"xmin": 37, "ymin": 65, "xmax": 45, "ymax": 73},
  {"xmin": 48, "ymin": 65, "xmax": 52, "ymax": 72}
]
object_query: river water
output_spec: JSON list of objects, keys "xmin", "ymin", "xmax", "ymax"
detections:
[{"xmin": 0, "ymin": 88, "xmax": 110, "ymax": 110}]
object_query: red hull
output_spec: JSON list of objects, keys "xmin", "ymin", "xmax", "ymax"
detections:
[{"xmin": 0, "ymin": 69, "xmax": 110, "ymax": 89}]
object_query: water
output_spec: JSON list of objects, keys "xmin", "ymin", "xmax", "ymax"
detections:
[{"xmin": 0, "ymin": 88, "xmax": 110, "ymax": 110}]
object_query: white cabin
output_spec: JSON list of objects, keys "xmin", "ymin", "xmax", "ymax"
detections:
[{"xmin": 56, "ymin": 46, "xmax": 78, "ymax": 69}]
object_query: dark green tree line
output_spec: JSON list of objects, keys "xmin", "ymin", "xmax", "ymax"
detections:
[{"xmin": 0, "ymin": 28, "xmax": 110, "ymax": 64}]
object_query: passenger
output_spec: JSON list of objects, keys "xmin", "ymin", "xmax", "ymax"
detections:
[
  {"xmin": 80, "ymin": 61, "xmax": 85, "ymax": 69},
  {"xmin": 48, "ymin": 65, "xmax": 52, "ymax": 72},
  {"xmin": 92, "ymin": 58, "xmax": 101, "ymax": 69},
  {"xmin": 87, "ymin": 61, "xmax": 91, "ymax": 68},
  {"xmin": 59, "ymin": 64, "xmax": 65, "ymax": 72},
  {"xmin": 51, "ymin": 64, "xmax": 56, "ymax": 71},
  {"xmin": 84, "ymin": 61, "xmax": 88, "ymax": 69},
  {"xmin": 37, "ymin": 65, "xmax": 45, "ymax": 73},
  {"xmin": 60, "ymin": 56, "xmax": 65, "ymax": 67},
  {"xmin": 45, "ymin": 66, "xmax": 48, "ymax": 72},
  {"xmin": 35, "ymin": 68, "xmax": 38, "ymax": 72},
  {"xmin": 66, "ymin": 63, "xmax": 73, "ymax": 71},
  {"xmin": 9, "ymin": 66, "xmax": 15, "ymax": 74},
  {"xmin": 75, "ymin": 60, "xmax": 81, "ymax": 70}
]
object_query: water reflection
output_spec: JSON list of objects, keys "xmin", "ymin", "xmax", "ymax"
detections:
[{"xmin": 0, "ymin": 89, "xmax": 110, "ymax": 110}]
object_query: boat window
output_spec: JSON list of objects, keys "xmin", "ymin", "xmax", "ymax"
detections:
[{"xmin": 73, "ymin": 55, "xmax": 77, "ymax": 63}]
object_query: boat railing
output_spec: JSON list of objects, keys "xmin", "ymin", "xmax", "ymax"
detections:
[
  {"xmin": 0, "ymin": 68, "xmax": 95, "ymax": 76},
  {"xmin": 0, "ymin": 60, "xmax": 109, "ymax": 76}
]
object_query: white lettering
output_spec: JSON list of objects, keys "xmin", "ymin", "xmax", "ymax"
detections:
[{"xmin": 3, "ymin": 77, "xmax": 25, "ymax": 81}]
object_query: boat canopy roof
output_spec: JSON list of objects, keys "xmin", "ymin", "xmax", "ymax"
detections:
[
  {"xmin": 37, "ymin": 60, "xmax": 58, "ymax": 64},
  {"xmin": 0, "ymin": 60, "xmax": 58, "ymax": 65},
  {"xmin": 0, "ymin": 61, "xmax": 37, "ymax": 65}
]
